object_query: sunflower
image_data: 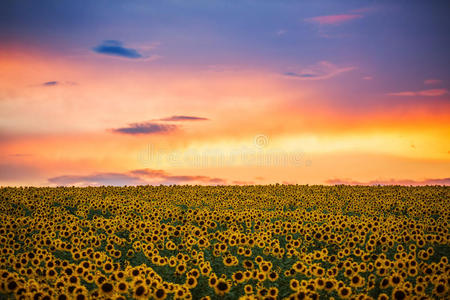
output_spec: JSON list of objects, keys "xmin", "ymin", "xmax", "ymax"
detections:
[
  {"xmin": 268, "ymin": 287, "xmax": 278, "ymax": 298},
  {"xmin": 338, "ymin": 287, "xmax": 352, "ymax": 299},
  {"xmin": 185, "ymin": 276, "xmax": 197, "ymax": 289},
  {"xmin": 293, "ymin": 262, "xmax": 304, "ymax": 273},
  {"xmin": 133, "ymin": 285, "xmax": 147, "ymax": 299},
  {"xmin": 267, "ymin": 271, "xmax": 278, "ymax": 282},
  {"xmin": 290, "ymin": 279, "xmax": 300, "ymax": 291},
  {"xmin": 153, "ymin": 287, "xmax": 167, "ymax": 299},
  {"xmin": 232, "ymin": 271, "xmax": 245, "ymax": 283},
  {"xmin": 260, "ymin": 262, "xmax": 271, "ymax": 273},
  {"xmin": 256, "ymin": 271, "xmax": 266, "ymax": 282},
  {"xmin": 257, "ymin": 288, "xmax": 269, "ymax": 298},
  {"xmin": 388, "ymin": 273, "xmax": 402, "ymax": 287},
  {"xmin": 349, "ymin": 275, "xmax": 364, "ymax": 288},
  {"xmin": 208, "ymin": 276, "xmax": 218, "ymax": 288},
  {"xmin": 324, "ymin": 279, "xmax": 335, "ymax": 291},
  {"xmin": 173, "ymin": 287, "xmax": 187, "ymax": 299},
  {"xmin": 213, "ymin": 279, "xmax": 230, "ymax": 296},
  {"xmin": 223, "ymin": 256, "xmax": 235, "ymax": 267},
  {"xmin": 433, "ymin": 283, "xmax": 447, "ymax": 297},
  {"xmin": 243, "ymin": 260, "xmax": 254, "ymax": 269},
  {"xmin": 188, "ymin": 269, "xmax": 200, "ymax": 278},
  {"xmin": 176, "ymin": 264, "xmax": 187, "ymax": 275},
  {"xmin": 116, "ymin": 282, "xmax": 128, "ymax": 294},
  {"xmin": 391, "ymin": 288, "xmax": 408, "ymax": 300},
  {"xmin": 99, "ymin": 282, "xmax": 114, "ymax": 296},
  {"xmin": 244, "ymin": 284, "xmax": 253, "ymax": 294}
]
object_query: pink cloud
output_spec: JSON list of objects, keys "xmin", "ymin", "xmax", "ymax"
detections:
[
  {"xmin": 305, "ymin": 14, "xmax": 363, "ymax": 25},
  {"xmin": 388, "ymin": 89, "xmax": 448, "ymax": 97},
  {"xmin": 424, "ymin": 79, "xmax": 442, "ymax": 85},
  {"xmin": 326, "ymin": 178, "xmax": 450, "ymax": 186},
  {"xmin": 48, "ymin": 168, "xmax": 227, "ymax": 186},
  {"xmin": 232, "ymin": 180, "xmax": 255, "ymax": 185}
]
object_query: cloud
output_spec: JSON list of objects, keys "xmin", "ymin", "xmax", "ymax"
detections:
[
  {"xmin": 282, "ymin": 181, "xmax": 296, "ymax": 185},
  {"xmin": 388, "ymin": 89, "xmax": 448, "ymax": 97},
  {"xmin": 283, "ymin": 61, "xmax": 356, "ymax": 80},
  {"xmin": 111, "ymin": 116, "xmax": 208, "ymax": 135},
  {"xmin": 305, "ymin": 14, "xmax": 363, "ymax": 25},
  {"xmin": 276, "ymin": 29, "xmax": 287, "ymax": 36},
  {"xmin": 111, "ymin": 122, "xmax": 177, "ymax": 135},
  {"xmin": 42, "ymin": 81, "xmax": 59, "ymax": 86},
  {"xmin": 362, "ymin": 76, "xmax": 373, "ymax": 80},
  {"xmin": 159, "ymin": 115, "xmax": 209, "ymax": 122},
  {"xmin": 93, "ymin": 40, "xmax": 143, "ymax": 59},
  {"xmin": 48, "ymin": 173, "xmax": 146, "ymax": 186},
  {"xmin": 128, "ymin": 169, "xmax": 168, "ymax": 177},
  {"xmin": 9, "ymin": 153, "xmax": 32, "ymax": 157},
  {"xmin": 35, "ymin": 81, "xmax": 77, "ymax": 87},
  {"xmin": 424, "ymin": 79, "xmax": 442, "ymax": 85},
  {"xmin": 326, "ymin": 178, "xmax": 450, "ymax": 186},
  {"xmin": 162, "ymin": 175, "xmax": 226, "ymax": 185},
  {"xmin": 232, "ymin": 180, "xmax": 254, "ymax": 185},
  {"xmin": 48, "ymin": 168, "xmax": 227, "ymax": 186}
]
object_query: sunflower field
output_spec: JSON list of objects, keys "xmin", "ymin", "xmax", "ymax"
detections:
[{"xmin": 0, "ymin": 185, "xmax": 448, "ymax": 299}]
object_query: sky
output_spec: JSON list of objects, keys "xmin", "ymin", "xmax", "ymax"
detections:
[{"xmin": 0, "ymin": 0, "xmax": 449, "ymax": 186}]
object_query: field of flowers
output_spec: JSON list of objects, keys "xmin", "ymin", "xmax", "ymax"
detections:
[{"xmin": 0, "ymin": 185, "xmax": 448, "ymax": 299}]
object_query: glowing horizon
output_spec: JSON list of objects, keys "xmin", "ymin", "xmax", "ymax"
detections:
[{"xmin": 1, "ymin": 0, "xmax": 449, "ymax": 186}]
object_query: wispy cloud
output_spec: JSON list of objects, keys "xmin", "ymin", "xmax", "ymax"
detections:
[
  {"xmin": 424, "ymin": 79, "xmax": 442, "ymax": 85},
  {"xmin": 48, "ymin": 168, "xmax": 227, "ymax": 186},
  {"xmin": 283, "ymin": 61, "xmax": 356, "ymax": 80},
  {"xmin": 111, "ymin": 122, "xmax": 177, "ymax": 135},
  {"xmin": 276, "ymin": 29, "xmax": 287, "ymax": 36},
  {"xmin": 388, "ymin": 89, "xmax": 448, "ymax": 97},
  {"xmin": 305, "ymin": 14, "xmax": 363, "ymax": 25},
  {"xmin": 326, "ymin": 178, "xmax": 450, "ymax": 186},
  {"xmin": 159, "ymin": 115, "xmax": 209, "ymax": 122},
  {"xmin": 9, "ymin": 153, "xmax": 32, "ymax": 157},
  {"xmin": 232, "ymin": 180, "xmax": 255, "ymax": 185},
  {"xmin": 93, "ymin": 40, "xmax": 143, "ymax": 59}
]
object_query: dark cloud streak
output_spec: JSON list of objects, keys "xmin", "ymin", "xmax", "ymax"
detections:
[
  {"xmin": 42, "ymin": 81, "xmax": 59, "ymax": 86},
  {"xmin": 111, "ymin": 122, "xmax": 177, "ymax": 135},
  {"xmin": 93, "ymin": 40, "xmax": 143, "ymax": 59}
]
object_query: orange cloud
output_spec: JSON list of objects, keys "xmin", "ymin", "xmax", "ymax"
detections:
[
  {"xmin": 388, "ymin": 89, "xmax": 448, "ymax": 97},
  {"xmin": 326, "ymin": 177, "xmax": 450, "ymax": 186},
  {"xmin": 305, "ymin": 14, "xmax": 363, "ymax": 25}
]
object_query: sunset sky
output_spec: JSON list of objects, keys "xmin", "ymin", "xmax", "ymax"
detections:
[{"xmin": 1, "ymin": 0, "xmax": 449, "ymax": 186}]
